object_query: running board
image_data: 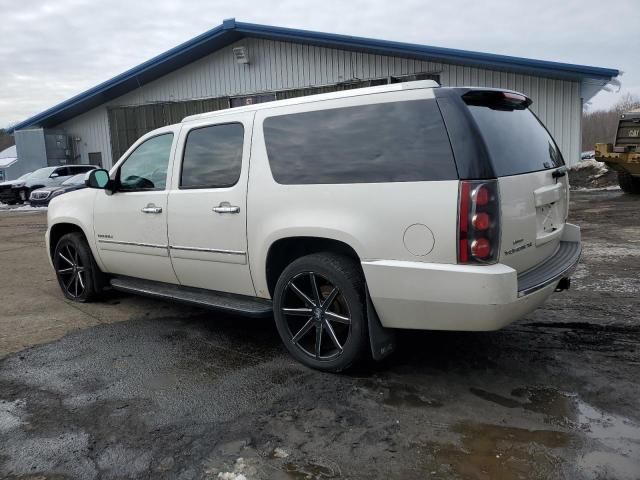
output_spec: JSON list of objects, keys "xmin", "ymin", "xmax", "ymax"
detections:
[{"xmin": 109, "ymin": 277, "xmax": 273, "ymax": 318}]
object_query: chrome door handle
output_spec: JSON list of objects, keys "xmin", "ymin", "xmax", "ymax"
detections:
[
  {"xmin": 212, "ymin": 202, "xmax": 240, "ymax": 214},
  {"xmin": 141, "ymin": 204, "xmax": 162, "ymax": 214}
]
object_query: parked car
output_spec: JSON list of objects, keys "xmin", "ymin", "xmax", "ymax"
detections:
[
  {"xmin": 46, "ymin": 81, "xmax": 581, "ymax": 372},
  {"xmin": 0, "ymin": 171, "xmax": 33, "ymax": 204},
  {"xmin": 0, "ymin": 165, "xmax": 97, "ymax": 204},
  {"xmin": 29, "ymin": 172, "xmax": 95, "ymax": 206}
]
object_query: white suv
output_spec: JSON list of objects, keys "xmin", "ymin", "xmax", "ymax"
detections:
[{"xmin": 46, "ymin": 81, "xmax": 581, "ymax": 371}]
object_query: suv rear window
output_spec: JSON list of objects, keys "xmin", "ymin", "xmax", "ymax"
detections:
[
  {"xmin": 466, "ymin": 105, "xmax": 564, "ymax": 177},
  {"xmin": 263, "ymin": 99, "xmax": 457, "ymax": 184}
]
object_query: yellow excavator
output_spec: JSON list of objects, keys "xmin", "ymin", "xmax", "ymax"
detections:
[{"xmin": 595, "ymin": 109, "xmax": 640, "ymax": 194}]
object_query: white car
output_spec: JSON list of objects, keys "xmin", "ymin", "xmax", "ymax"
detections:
[{"xmin": 46, "ymin": 81, "xmax": 581, "ymax": 371}]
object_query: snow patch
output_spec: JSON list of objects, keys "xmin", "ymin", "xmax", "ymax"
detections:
[
  {"xmin": 573, "ymin": 186, "xmax": 621, "ymax": 192},
  {"xmin": 217, "ymin": 473, "xmax": 247, "ymax": 480},
  {"xmin": 570, "ymin": 159, "xmax": 609, "ymax": 177},
  {"xmin": 0, "ymin": 204, "xmax": 47, "ymax": 212},
  {"xmin": 214, "ymin": 457, "xmax": 256, "ymax": 480},
  {"xmin": 0, "ymin": 399, "xmax": 27, "ymax": 433},
  {"xmin": 273, "ymin": 447, "xmax": 289, "ymax": 458}
]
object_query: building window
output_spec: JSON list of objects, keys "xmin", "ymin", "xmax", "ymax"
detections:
[{"xmin": 88, "ymin": 152, "xmax": 103, "ymax": 167}]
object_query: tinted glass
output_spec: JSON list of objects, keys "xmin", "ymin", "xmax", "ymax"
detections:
[
  {"xmin": 466, "ymin": 106, "xmax": 564, "ymax": 176},
  {"xmin": 119, "ymin": 134, "xmax": 173, "ymax": 190},
  {"xmin": 29, "ymin": 167, "xmax": 57, "ymax": 180},
  {"xmin": 62, "ymin": 173, "xmax": 87, "ymax": 185},
  {"xmin": 69, "ymin": 166, "xmax": 94, "ymax": 174},
  {"xmin": 263, "ymin": 100, "xmax": 457, "ymax": 184},
  {"xmin": 181, "ymin": 124, "xmax": 244, "ymax": 188}
]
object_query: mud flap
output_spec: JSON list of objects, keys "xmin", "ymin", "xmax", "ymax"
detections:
[{"xmin": 366, "ymin": 288, "xmax": 396, "ymax": 361}]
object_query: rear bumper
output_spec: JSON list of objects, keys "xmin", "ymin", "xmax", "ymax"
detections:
[
  {"xmin": 517, "ymin": 241, "xmax": 580, "ymax": 296},
  {"xmin": 362, "ymin": 223, "xmax": 580, "ymax": 331}
]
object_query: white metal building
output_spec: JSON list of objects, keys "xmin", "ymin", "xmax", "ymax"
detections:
[{"xmin": 9, "ymin": 19, "xmax": 619, "ymax": 175}]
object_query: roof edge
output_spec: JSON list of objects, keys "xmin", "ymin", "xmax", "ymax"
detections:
[
  {"xmin": 8, "ymin": 18, "xmax": 620, "ymax": 132},
  {"xmin": 234, "ymin": 21, "xmax": 619, "ymax": 80}
]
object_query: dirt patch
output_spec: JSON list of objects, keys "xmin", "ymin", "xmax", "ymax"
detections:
[
  {"xmin": 569, "ymin": 159, "xmax": 618, "ymax": 189},
  {"xmin": 0, "ymin": 190, "xmax": 639, "ymax": 479}
]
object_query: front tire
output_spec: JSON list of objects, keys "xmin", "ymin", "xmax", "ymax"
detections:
[
  {"xmin": 618, "ymin": 171, "xmax": 640, "ymax": 194},
  {"xmin": 53, "ymin": 232, "xmax": 104, "ymax": 302},
  {"xmin": 273, "ymin": 253, "xmax": 368, "ymax": 372}
]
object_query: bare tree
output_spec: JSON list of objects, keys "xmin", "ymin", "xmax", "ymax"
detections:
[
  {"xmin": 582, "ymin": 94, "xmax": 640, "ymax": 151},
  {"xmin": 614, "ymin": 93, "xmax": 640, "ymax": 113},
  {"xmin": 0, "ymin": 129, "xmax": 14, "ymax": 152}
]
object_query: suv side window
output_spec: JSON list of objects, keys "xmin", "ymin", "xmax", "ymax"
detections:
[
  {"xmin": 180, "ymin": 123, "xmax": 244, "ymax": 189},
  {"xmin": 70, "ymin": 166, "xmax": 93, "ymax": 174},
  {"xmin": 118, "ymin": 134, "xmax": 174, "ymax": 191},
  {"xmin": 263, "ymin": 99, "xmax": 457, "ymax": 184}
]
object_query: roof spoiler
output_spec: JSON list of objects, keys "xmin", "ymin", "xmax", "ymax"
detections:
[{"xmin": 462, "ymin": 89, "xmax": 532, "ymax": 110}]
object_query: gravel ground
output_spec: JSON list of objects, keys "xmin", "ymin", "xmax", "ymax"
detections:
[{"xmin": 0, "ymin": 190, "xmax": 639, "ymax": 480}]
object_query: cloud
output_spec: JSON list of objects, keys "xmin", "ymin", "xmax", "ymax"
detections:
[{"xmin": 1, "ymin": 0, "xmax": 637, "ymax": 127}]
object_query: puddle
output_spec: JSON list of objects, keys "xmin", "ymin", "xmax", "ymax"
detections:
[
  {"xmin": 575, "ymin": 400, "xmax": 640, "ymax": 479},
  {"xmin": 421, "ymin": 422, "xmax": 572, "ymax": 480},
  {"xmin": 357, "ymin": 379, "xmax": 443, "ymax": 408},
  {"xmin": 284, "ymin": 461, "xmax": 338, "ymax": 479},
  {"xmin": 468, "ymin": 386, "xmax": 640, "ymax": 479},
  {"xmin": 470, "ymin": 386, "xmax": 573, "ymax": 425}
]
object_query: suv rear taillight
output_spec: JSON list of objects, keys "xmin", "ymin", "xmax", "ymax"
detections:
[{"xmin": 458, "ymin": 180, "xmax": 500, "ymax": 264}]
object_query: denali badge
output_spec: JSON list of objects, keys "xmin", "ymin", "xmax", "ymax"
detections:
[
  {"xmin": 504, "ymin": 242, "xmax": 533, "ymax": 256},
  {"xmin": 97, "ymin": 234, "xmax": 113, "ymax": 239}
]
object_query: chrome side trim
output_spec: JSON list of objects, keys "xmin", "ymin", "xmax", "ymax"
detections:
[
  {"xmin": 98, "ymin": 239, "xmax": 167, "ymax": 249},
  {"xmin": 169, "ymin": 245, "xmax": 246, "ymax": 255}
]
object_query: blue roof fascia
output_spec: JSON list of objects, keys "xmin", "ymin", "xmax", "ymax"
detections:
[
  {"xmin": 9, "ymin": 18, "xmax": 619, "ymax": 132},
  {"xmin": 233, "ymin": 21, "xmax": 619, "ymax": 81},
  {"xmin": 8, "ymin": 21, "xmax": 239, "ymax": 132}
]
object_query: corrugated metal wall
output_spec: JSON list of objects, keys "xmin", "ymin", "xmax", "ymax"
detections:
[
  {"xmin": 59, "ymin": 106, "xmax": 112, "ymax": 168},
  {"xmin": 59, "ymin": 37, "xmax": 582, "ymax": 169}
]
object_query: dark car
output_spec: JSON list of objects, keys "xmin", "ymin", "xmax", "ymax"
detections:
[
  {"xmin": 0, "ymin": 165, "xmax": 97, "ymax": 204},
  {"xmin": 0, "ymin": 172, "xmax": 33, "ymax": 204},
  {"xmin": 29, "ymin": 172, "xmax": 94, "ymax": 206}
]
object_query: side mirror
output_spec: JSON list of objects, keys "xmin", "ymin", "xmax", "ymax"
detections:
[
  {"xmin": 50, "ymin": 173, "xmax": 59, "ymax": 178},
  {"xmin": 86, "ymin": 169, "xmax": 111, "ymax": 189}
]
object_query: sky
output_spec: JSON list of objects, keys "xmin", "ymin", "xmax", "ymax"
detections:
[{"xmin": 0, "ymin": 0, "xmax": 638, "ymax": 128}]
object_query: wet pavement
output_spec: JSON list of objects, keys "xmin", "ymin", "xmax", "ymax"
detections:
[{"xmin": 0, "ymin": 189, "xmax": 639, "ymax": 480}]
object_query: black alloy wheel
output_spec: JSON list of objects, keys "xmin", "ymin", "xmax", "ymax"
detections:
[
  {"xmin": 53, "ymin": 232, "xmax": 103, "ymax": 302},
  {"xmin": 273, "ymin": 253, "xmax": 368, "ymax": 372}
]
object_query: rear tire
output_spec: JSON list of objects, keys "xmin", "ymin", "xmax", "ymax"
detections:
[
  {"xmin": 618, "ymin": 171, "xmax": 640, "ymax": 194},
  {"xmin": 53, "ymin": 232, "xmax": 105, "ymax": 302},
  {"xmin": 273, "ymin": 253, "xmax": 368, "ymax": 372}
]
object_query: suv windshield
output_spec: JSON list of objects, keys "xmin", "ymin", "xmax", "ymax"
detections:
[
  {"xmin": 62, "ymin": 173, "xmax": 87, "ymax": 186},
  {"xmin": 467, "ymin": 105, "xmax": 564, "ymax": 177},
  {"xmin": 28, "ymin": 167, "xmax": 57, "ymax": 180}
]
